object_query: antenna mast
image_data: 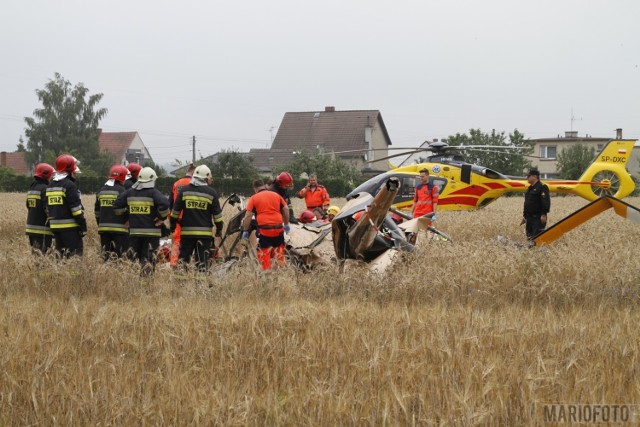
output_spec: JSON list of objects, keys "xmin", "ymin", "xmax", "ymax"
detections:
[
  {"xmin": 570, "ymin": 108, "xmax": 582, "ymax": 132},
  {"xmin": 266, "ymin": 126, "xmax": 275, "ymax": 148}
]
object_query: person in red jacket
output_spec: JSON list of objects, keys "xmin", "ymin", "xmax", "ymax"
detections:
[
  {"xmin": 411, "ymin": 168, "xmax": 438, "ymax": 223},
  {"xmin": 242, "ymin": 180, "xmax": 290, "ymax": 271},
  {"xmin": 296, "ymin": 174, "xmax": 330, "ymax": 211},
  {"xmin": 168, "ymin": 163, "xmax": 195, "ymax": 267}
]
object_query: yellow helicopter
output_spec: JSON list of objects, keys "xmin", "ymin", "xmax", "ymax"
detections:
[{"xmin": 346, "ymin": 139, "xmax": 637, "ymax": 211}]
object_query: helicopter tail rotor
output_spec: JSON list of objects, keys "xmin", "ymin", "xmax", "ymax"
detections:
[{"xmin": 570, "ymin": 140, "xmax": 636, "ymax": 200}]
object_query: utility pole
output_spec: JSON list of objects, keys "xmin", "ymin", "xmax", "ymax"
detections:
[{"xmin": 192, "ymin": 135, "xmax": 196, "ymax": 164}]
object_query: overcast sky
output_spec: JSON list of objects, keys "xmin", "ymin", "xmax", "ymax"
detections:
[{"xmin": 1, "ymin": 0, "xmax": 639, "ymax": 167}]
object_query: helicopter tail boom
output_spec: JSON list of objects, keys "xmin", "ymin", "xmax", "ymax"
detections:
[{"xmin": 561, "ymin": 139, "xmax": 636, "ymax": 200}]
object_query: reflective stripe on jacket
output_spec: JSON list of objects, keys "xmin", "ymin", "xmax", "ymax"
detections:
[
  {"xmin": 170, "ymin": 185, "xmax": 223, "ymax": 237},
  {"xmin": 95, "ymin": 183, "xmax": 128, "ymax": 234},
  {"xmin": 26, "ymin": 178, "xmax": 53, "ymax": 236},
  {"xmin": 46, "ymin": 177, "xmax": 86, "ymax": 231},
  {"xmin": 413, "ymin": 183, "xmax": 439, "ymax": 217},
  {"xmin": 113, "ymin": 187, "xmax": 170, "ymax": 237}
]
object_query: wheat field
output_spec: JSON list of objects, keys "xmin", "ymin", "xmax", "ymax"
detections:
[{"xmin": 1, "ymin": 192, "xmax": 639, "ymax": 425}]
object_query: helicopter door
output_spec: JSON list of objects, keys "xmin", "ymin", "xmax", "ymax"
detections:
[
  {"xmin": 394, "ymin": 175, "xmax": 420, "ymax": 205},
  {"xmin": 461, "ymin": 164, "xmax": 472, "ymax": 184},
  {"xmin": 431, "ymin": 177, "xmax": 447, "ymax": 193}
]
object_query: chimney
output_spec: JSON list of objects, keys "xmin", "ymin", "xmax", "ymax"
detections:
[
  {"xmin": 565, "ymin": 131, "xmax": 578, "ymax": 138},
  {"xmin": 324, "ymin": 106, "xmax": 335, "ymax": 112},
  {"xmin": 0, "ymin": 151, "xmax": 6, "ymax": 167},
  {"xmin": 616, "ymin": 128, "xmax": 623, "ymax": 139}
]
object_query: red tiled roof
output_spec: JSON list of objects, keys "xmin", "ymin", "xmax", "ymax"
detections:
[
  {"xmin": 98, "ymin": 131, "xmax": 137, "ymax": 163},
  {"xmin": 0, "ymin": 151, "xmax": 30, "ymax": 176}
]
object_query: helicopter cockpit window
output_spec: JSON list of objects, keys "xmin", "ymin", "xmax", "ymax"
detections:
[
  {"xmin": 401, "ymin": 176, "xmax": 419, "ymax": 198},
  {"xmin": 431, "ymin": 178, "xmax": 447, "ymax": 193},
  {"xmin": 482, "ymin": 169, "xmax": 501, "ymax": 179}
]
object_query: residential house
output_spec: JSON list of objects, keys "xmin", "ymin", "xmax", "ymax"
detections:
[
  {"xmin": 250, "ymin": 106, "xmax": 393, "ymax": 177},
  {"xmin": 530, "ymin": 129, "xmax": 639, "ymax": 179},
  {"xmin": 98, "ymin": 130, "xmax": 154, "ymax": 165},
  {"xmin": 0, "ymin": 151, "xmax": 30, "ymax": 175}
]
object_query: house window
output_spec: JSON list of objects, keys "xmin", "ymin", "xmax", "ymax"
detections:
[
  {"xmin": 542, "ymin": 173, "xmax": 558, "ymax": 179},
  {"xmin": 596, "ymin": 144, "xmax": 604, "ymax": 152},
  {"xmin": 540, "ymin": 145, "xmax": 557, "ymax": 159}
]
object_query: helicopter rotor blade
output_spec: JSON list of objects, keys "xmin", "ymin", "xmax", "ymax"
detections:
[
  {"xmin": 461, "ymin": 148, "xmax": 541, "ymax": 159},
  {"xmin": 449, "ymin": 144, "xmax": 532, "ymax": 150},
  {"xmin": 366, "ymin": 149, "xmax": 430, "ymax": 163},
  {"xmin": 316, "ymin": 147, "xmax": 431, "ymax": 156}
]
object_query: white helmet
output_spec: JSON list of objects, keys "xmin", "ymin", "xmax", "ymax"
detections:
[
  {"xmin": 193, "ymin": 165, "xmax": 212, "ymax": 180},
  {"xmin": 137, "ymin": 167, "xmax": 157, "ymax": 183}
]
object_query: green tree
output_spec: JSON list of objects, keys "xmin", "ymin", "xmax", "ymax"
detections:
[
  {"xmin": 0, "ymin": 166, "xmax": 16, "ymax": 191},
  {"xmin": 21, "ymin": 73, "xmax": 112, "ymax": 176},
  {"xmin": 556, "ymin": 143, "xmax": 595, "ymax": 180},
  {"xmin": 278, "ymin": 149, "xmax": 362, "ymax": 185},
  {"xmin": 446, "ymin": 129, "xmax": 533, "ymax": 176},
  {"xmin": 204, "ymin": 149, "xmax": 259, "ymax": 180},
  {"xmin": 141, "ymin": 160, "xmax": 167, "ymax": 178}
]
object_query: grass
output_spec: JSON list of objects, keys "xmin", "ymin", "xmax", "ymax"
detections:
[{"xmin": 1, "ymin": 193, "xmax": 639, "ymax": 425}]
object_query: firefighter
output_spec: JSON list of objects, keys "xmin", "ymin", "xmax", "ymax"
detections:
[
  {"xmin": 170, "ymin": 165, "xmax": 223, "ymax": 272},
  {"xmin": 26, "ymin": 163, "xmax": 55, "ymax": 254},
  {"xmin": 168, "ymin": 163, "xmax": 196, "ymax": 267},
  {"xmin": 411, "ymin": 168, "xmax": 438, "ymax": 222},
  {"xmin": 296, "ymin": 174, "xmax": 330, "ymax": 212},
  {"xmin": 113, "ymin": 167, "xmax": 170, "ymax": 276},
  {"xmin": 46, "ymin": 154, "xmax": 86, "ymax": 257},
  {"xmin": 242, "ymin": 179, "xmax": 290, "ymax": 271},
  {"xmin": 522, "ymin": 169, "xmax": 551, "ymax": 239},
  {"xmin": 124, "ymin": 162, "xmax": 142, "ymax": 189},
  {"xmin": 94, "ymin": 165, "xmax": 129, "ymax": 260},
  {"xmin": 269, "ymin": 171, "xmax": 298, "ymax": 224}
]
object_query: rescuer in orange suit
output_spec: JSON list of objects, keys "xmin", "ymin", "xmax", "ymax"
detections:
[
  {"xmin": 168, "ymin": 163, "xmax": 196, "ymax": 267},
  {"xmin": 296, "ymin": 174, "xmax": 330, "ymax": 212},
  {"xmin": 411, "ymin": 168, "xmax": 438, "ymax": 222},
  {"xmin": 242, "ymin": 179, "xmax": 290, "ymax": 271}
]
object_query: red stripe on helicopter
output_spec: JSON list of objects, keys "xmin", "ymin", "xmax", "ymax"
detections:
[
  {"xmin": 484, "ymin": 182, "xmax": 507, "ymax": 190},
  {"xmin": 439, "ymin": 196, "xmax": 478, "ymax": 206},
  {"xmin": 450, "ymin": 185, "xmax": 488, "ymax": 196},
  {"xmin": 506, "ymin": 181, "xmax": 526, "ymax": 188}
]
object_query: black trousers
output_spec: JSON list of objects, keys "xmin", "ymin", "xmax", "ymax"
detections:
[
  {"xmin": 53, "ymin": 229, "xmax": 84, "ymax": 257},
  {"xmin": 179, "ymin": 237, "xmax": 213, "ymax": 272},
  {"xmin": 99, "ymin": 233, "xmax": 129, "ymax": 261},
  {"xmin": 129, "ymin": 236, "xmax": 160, "ymax": 276},
  {"xmin": 28, "ymin": 234, "xmax": 53, "ymax": 255},
  {"xmin": 525, "ymin": 214, "xmax": 545, "ymax": 239}
]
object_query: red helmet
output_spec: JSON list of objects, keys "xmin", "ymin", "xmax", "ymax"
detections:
[
  {"xmin": 55, "ymin": 154, "xmax": 80, "ymax": 173},
  {"xmin": 275, "ymin": 171, "xmax": 293, "ymax": 188},
  {"xmin": 109, "ymin": 165, "xmax": 129, "ymax": 183},
  {"xmin": 298, "ymin": 210, "xmax": 316, "ymax": 224},
  {"xmin": 127, "ymin": 163, "xmax": 142, "ymax": 179},
  {"xmin": 34, "ymin": 163, "xmax": 54, "ymax": 180}
]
